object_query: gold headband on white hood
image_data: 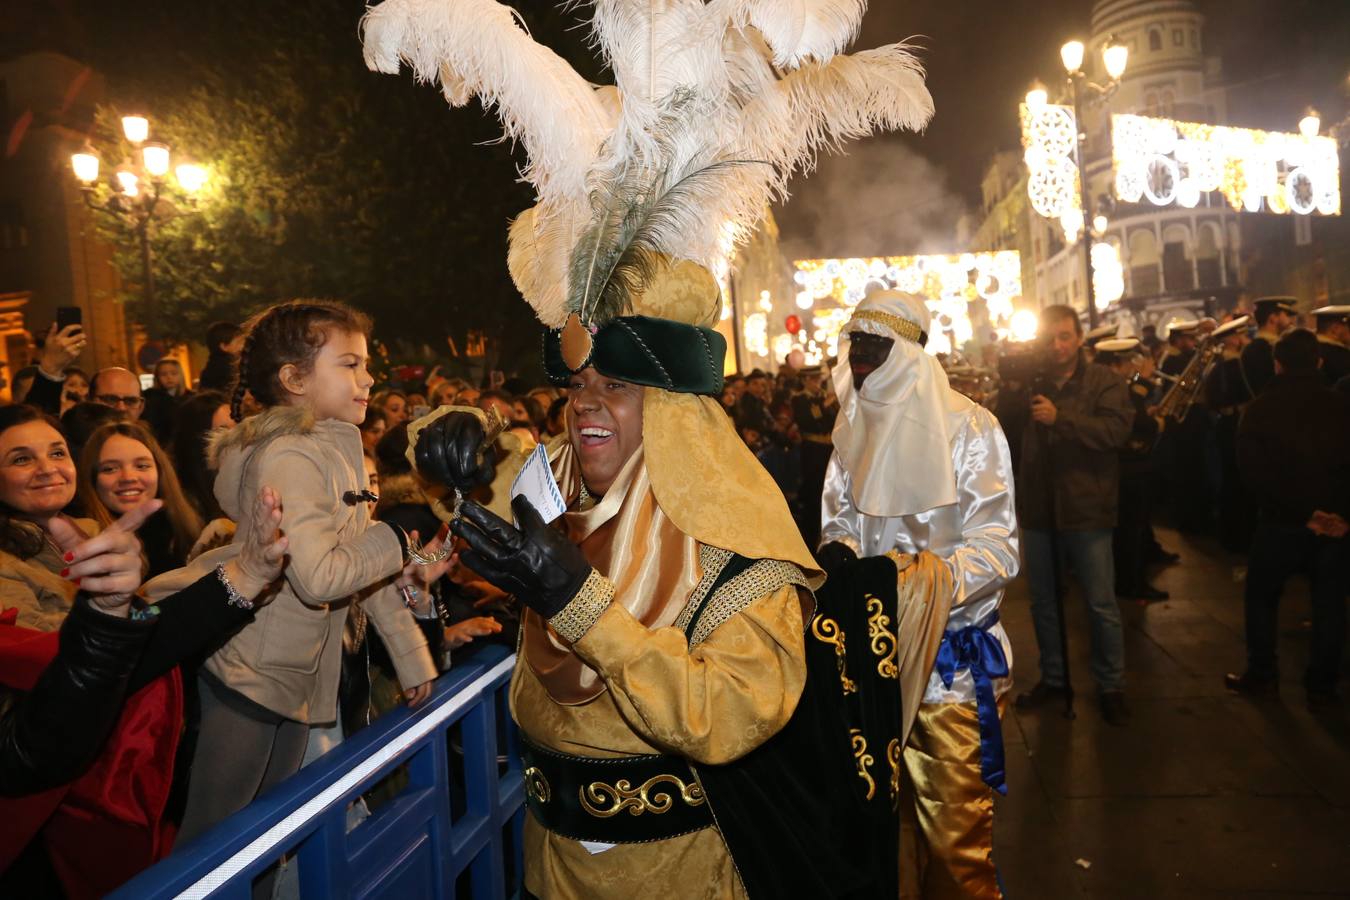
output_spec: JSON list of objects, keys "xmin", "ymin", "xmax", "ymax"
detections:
[{"xmin": 831, "ymin": 288, "xmax": 959, "ymax": 518}]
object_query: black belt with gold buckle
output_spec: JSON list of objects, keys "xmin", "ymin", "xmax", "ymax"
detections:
[{"xmin": 520, "ymin": 736, "xmax": 714, "ymax": 844}]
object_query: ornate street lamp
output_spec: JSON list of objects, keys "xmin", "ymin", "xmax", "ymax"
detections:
[
  {"xmin": 1059, "ymin": 34, "xmax": 1128, "ymax": 328},
  {"xmin": 70, "ymin": 115, "xmax": 207, "ymax": 309}
]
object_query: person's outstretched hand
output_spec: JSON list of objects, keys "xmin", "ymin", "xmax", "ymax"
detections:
[
  {"xmin": 48, "ymin": 500, "xmax": 163, "ymax": 617},
  {"xmin": 223, "ymin": 486, "xmax": 289, "ymax": 602},
  {"xmin": 451, "ymin": 497, "xmax": 591, "ymax": 619}
]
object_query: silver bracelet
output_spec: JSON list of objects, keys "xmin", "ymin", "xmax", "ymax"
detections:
[{"xmin": 216, "ymin": 564, "xmax": 254, "ymax": 610}]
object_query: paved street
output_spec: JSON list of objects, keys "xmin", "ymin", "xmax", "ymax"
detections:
[{"xmin": 996, "ymin": 527, "xmax": 1350, "ymax": 899}]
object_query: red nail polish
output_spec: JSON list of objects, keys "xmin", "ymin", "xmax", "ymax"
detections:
[
  {"xmin": 63, "ymin": 552, "xmax": 74, "ymax": 563},
  {"xmin": 60, "ymin": 568, "xmax": 69, "ymax": 577},
  {"xmin": 72, "ymin": 578, "xmax": 81, "ymax": 587}
]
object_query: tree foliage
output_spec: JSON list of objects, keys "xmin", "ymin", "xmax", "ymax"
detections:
[{"xmin": 74, "ymin": 0, "xmax": 603, "ymax": 373}]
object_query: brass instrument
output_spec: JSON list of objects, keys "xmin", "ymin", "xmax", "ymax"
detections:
[
  {"xmin": 1127, "ymin": 370, "xmax": 1178, "ymax": 394},
  {"xmin": 1154, "ymin": 316, "xmax": 1248, "ymax": 421}
]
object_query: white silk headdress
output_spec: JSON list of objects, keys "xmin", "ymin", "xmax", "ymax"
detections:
[
  {"xmin": 360, "ymin": 0, "xmax": 935, "ymax": 329},
  {"xmin": 832, "ymin": 288, "xmax": 961, "ymax": 517}
]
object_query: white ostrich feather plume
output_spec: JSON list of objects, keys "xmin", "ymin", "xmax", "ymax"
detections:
[
  {"xmin": 362, "ymin": 0, "xmax": 933, "ymax": 326},
  {"xmin": 741, "ymin": 43, "xmax": 934, "ymax": 188},
  {"xmin": 360, "ymin": 0, "xmax": 611, "ymax": 206},
  {"xmin": 709, "ymin": 0, "xmax": 867, "ymax": 68}
]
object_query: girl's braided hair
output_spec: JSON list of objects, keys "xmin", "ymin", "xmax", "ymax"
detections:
[{"xmin": 230, "ymin": 300, "xmax": 372, "ymax": 422}]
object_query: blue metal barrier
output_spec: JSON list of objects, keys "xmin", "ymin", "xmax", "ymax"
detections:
[{"xmin": 111, "ymin": 644, "xmax": 523, "ymax": 900}]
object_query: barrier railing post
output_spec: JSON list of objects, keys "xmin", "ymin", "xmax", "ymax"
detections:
[{"xmin": 107, "ymin": 645, "xmax": 520, "ymax": 900}]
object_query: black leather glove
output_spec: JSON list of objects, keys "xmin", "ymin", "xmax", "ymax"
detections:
[
  {"xmin": 414, "ymin": 411, "xmax": 497, "ymax": 491},
  {"xmin": 816, "ymin": 541, "xmax": 858, "ymax": 577},
  {"xmin": 451, "ymin": 496, "xmax": 592, "ymax": 619}
]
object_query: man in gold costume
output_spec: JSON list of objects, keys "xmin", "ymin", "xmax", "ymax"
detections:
[
  {"xmin": 414, "ymin": 260, "xmax": 936, "ymax": 897},
  {"xmin": 365, "ymin": 0, "xmax": 942, "ymax": 893}
]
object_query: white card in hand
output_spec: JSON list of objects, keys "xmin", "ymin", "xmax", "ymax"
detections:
[{"xmin": 510, "ymin": 443, "xmax": 566, "ymax": 525}]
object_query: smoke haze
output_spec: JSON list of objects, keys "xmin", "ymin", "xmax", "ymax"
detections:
[{"xmin": 774, "ymin": 137, "xmax": 970, "ymax": 262}]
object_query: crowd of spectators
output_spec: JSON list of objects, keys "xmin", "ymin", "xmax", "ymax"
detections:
[{"xmin": 0, "ymin": 295, "xmax": 1345, "ymax": 893}]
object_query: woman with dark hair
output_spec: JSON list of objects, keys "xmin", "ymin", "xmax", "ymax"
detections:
[
  {"xmin": 169, "ymin": 390, "xmax": 232, "ymax": 522},
  {"xmin": 58, "ymin": 368, "xmax": 89, "ymax": 417},
  {"xmin": 359, "ymin": 406, "xmax": 389, "ymax": 454},
  {"xmin": 78, "ymin": 421, "xmax": 205, "ymax": 577},
  {"xmin": 370, "ymin": 389, "xmax": 409, "ymax": 427}
]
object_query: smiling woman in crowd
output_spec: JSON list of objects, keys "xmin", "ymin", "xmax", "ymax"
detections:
[{"xmin": 78, "ymin": 421, "xmax": 205, "ymax": 578}]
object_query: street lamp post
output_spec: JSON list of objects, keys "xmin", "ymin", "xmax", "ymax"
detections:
[
  {"xmin": 69, "ymin": 115, "xmax": 207, "ymax": 310},
  {"xmin": 1060, "ymin": 37, "xmax": 1128, "ymax": 329}
]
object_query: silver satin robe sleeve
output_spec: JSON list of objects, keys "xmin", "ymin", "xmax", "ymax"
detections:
[
  {"xmin": 819, "ymin": 452, "xmax": 862, "ymax": 555},
  {"xmin": 947, "ymin": 407, "xmax": 1020, "ymax": 615}
]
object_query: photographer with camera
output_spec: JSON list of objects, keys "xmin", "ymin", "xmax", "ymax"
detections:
[{"xmin": 1013, "ymin": 305, "xmax": 1134, "ymax": 725}]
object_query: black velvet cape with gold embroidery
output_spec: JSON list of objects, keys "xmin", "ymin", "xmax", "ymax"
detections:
[{"xmin": 691, "ymin": 554, "xmax": 902, "ymax": 899}]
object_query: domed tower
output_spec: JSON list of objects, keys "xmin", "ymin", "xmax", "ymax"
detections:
[
  {"xmin": 1036, "ymin": 0, "xmax": 1239, "ymax": 328},
  {"xmin": 1090, "ymin": 0, "xmax": 1220, "ymax": 122}
]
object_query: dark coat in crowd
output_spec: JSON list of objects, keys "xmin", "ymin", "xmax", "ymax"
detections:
[
  {"xmin": 1236, "ymin": 372, "xmax": 1350, "ymax": 528},
  {"xmin": 1317, "ymin": 337, "xmax": 1350, "ymax": 387},
  {"xmin": 196, "ymin": 351, "xmax": 236, "ymax": 393},
  {"xmin": 0, "ymin": 571, "xmax": 257, "ymax": 897},
  {"xmin": 141, "ymin": 386, "xmax": 190, "ymax": 445},
  {"xmin": 0, "ymin": 596, "xmax": 154, "ymax": 797},
  {"xmin": 1017, "ymin": 354, "xmax": 1134, "ymax": 531},
  {"xmin": 1239, "ymin": 334, "xmax": 1277, "ymax": 399}
]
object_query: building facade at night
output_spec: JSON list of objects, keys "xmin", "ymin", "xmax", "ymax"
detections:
[
  {"xmin": 0, "ymin": 52, "xmax": 135, "ymax": 392},
  {"xmin": 971, "ymin": 0, "xmax": 1247, "ymax": 332}
]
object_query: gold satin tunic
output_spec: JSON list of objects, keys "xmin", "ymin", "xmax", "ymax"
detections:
[{"xmin": 511, "ymin": 583, "xmax": 807, "ymax": 900}]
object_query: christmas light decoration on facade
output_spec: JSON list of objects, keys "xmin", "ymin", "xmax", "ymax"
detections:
[
  {"xmin": 1111, "ymin": 114, "xmax": 1341, "ymax": 216},
  {"xmin": 1020, "ymin": 102, "xmax": 1082, "ymax": 235},
  {"xmin": 743, "ymin": 312, "xmax": 769, "ymax": 358},
  {"xmin": 1090, "ymin": 242, "xmax": 1125, "ymax": 308},
  {"xmin": 786, "ymin": 252, "xmax": 1024, "ymax": 361}
]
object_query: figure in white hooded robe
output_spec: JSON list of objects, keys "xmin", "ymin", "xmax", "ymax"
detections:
[{"xmin": 819, "ymin": 288, "xmax": 1019, "ymax": 900}]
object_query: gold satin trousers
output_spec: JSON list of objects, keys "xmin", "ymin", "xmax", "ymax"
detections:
[{"xmin": 899, "ymin": 700, "xmax": 1005, "ymax": 900}]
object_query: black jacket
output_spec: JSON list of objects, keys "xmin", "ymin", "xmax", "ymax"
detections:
[
  {"xmin": 1318, "ymin": 338, "xmax": 1350, "ymax": 387},
  {"xmin": 0, "ymin": 597, "xmax": 154, "ymax": 797},
  {"xmin": 197, "ymin": 352, "xmax": 236, "ymax": 392},
  {"xmin": 1017, "ymin": 354, "xmax": 1134, "ymax": 531},
  {"xmin": 22, "ymin": 372, "xmax": 64, "ymax": 418},
  {"xmin": 1237, "ymin": 373, "xmax": 1350, "ymax": 527},
  {"xmin": 1239, "ymin": 334, "xmax": 1278, "ymax": 400},
  {"xmin": 142, "ymin": 387, "xmax": 190, "ymax": 445},
  {"xmin": 0, "ymin": 570, "xmax": 254, "ymax": 797}
]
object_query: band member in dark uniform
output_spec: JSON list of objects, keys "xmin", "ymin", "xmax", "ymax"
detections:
[
  {"xmin": 792, "ymin": 365, "xmax": 837, "ymax": 548},
  {"xmin": 1094, "ymin": 339, "xmax": 1169, "ymax": 600},
  {"xmin": 1159, "ymin": 320, "xmax": 1209, "ymax": 534},
  {"xmin": 1240, "ymin": 297, "xmax": 1297, "ymax": 398},
  {"xmin": 1311, "ymin": 306, "xmax": 1350, "ymax": 387},
  {"xmin": 1206, "ymin": 315, "xmax": 1255, "ymax": 553}
]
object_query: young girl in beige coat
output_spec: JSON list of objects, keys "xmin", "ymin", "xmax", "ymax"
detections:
[{"xmin": 152, "ymin": 300, "xmax": 439, "ymax": 845}]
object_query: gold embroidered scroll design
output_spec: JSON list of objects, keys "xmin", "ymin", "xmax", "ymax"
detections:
[
  {"xmin": 866, "ymin": 594, "xmax": 898, "ymax": 680},
  {"xmin": 850, "ymin": 729, "xmax": 876, "ymax": 800},
  {"xmin": 579, "ymin": 774, "xmax": 707, "ymax": 818},
  {"xmin": 887, "ymin": 738, "xmax": 902, "ymax": 811},
  {"xmin": 810, "ymin": 614, "xmax": 857, "ymax": 694},
  {"xmin": 524, "ymin": 766, "xmax": 551, "ymax": 805}
]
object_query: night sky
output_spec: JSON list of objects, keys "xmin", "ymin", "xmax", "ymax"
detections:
[
  {"xmin": 6, "ymin": 0, "xmax": 1349, "ymax": 267},
  {"xmin": 774, "ymin": 0, "xmax": 1350, "ymax": 256}
]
